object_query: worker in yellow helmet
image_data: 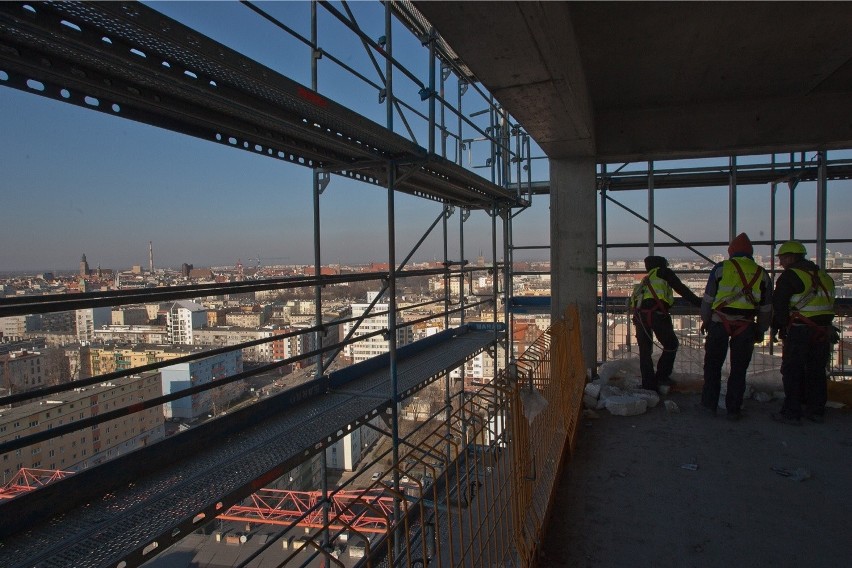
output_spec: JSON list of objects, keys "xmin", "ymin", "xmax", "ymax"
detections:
[
  {"xmin": 699, "ymin": 233, "xmax": 773, "ymax": 420},
  {"xmin": 770, "ymin": 240, "xmax": 836, "ymax": 425},
  {"xmin": 629, "ymin": 255, "xmax": 701, "ymax": 392}
]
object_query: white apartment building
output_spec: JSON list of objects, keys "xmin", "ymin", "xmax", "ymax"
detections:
[
  {"xmin": 75, "ymin": 307, "xmax": 112, "ymax": 344},
  {"xmin": 325, "ymin": 416, "xmax": 383, "ymax": 472},
  {"xmin": 164, "ymin": 300, "xmax": 207, "ymax": 345},
  {"xmin": 343, "ymin": 292, "xmax": 414, "ymax": 364},
  {"xmin": 160, "ymin": 350, "xmax": 243, "ymax": 420}
]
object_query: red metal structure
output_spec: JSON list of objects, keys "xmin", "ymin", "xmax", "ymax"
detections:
[
  {"xmin": 218, "ymin": 488, "xmax": 397, "ymax": 534},
  {"xmin": 0, "ymin": 468, "xmax": 74, "ymax": 500}
]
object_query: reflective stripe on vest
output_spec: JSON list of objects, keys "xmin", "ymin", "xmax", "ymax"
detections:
[
  {"xmin": 789, "ymin": 267, "xmax": 835, "ymax": 318},
  {"xmin": 711, "ymin": 257, "xmax": 763, "ymax": 310},
  {"xmin": 630, "ymin": 267, "xmax": 673, "ymax": 308}
]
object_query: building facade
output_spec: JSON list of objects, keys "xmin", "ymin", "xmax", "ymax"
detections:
[{"xmin": 0, "ymin": 372, "xmax": 165, "ymax": 478}]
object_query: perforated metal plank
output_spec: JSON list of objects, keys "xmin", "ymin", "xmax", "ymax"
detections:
[
  {"xmin": 0, "ymin": 329, "xmax": 499, "ymax": 568},
  {"xmin": 0, "ymin": 1, "xmax": 518, "ymax": 209}
]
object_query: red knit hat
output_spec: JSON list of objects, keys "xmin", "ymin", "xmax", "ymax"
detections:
[{"xmin": 728, "ymin": 232, "xmax": 753, "ymax": 256}]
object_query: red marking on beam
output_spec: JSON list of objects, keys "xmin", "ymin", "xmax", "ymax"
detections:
[{"xmin": 297, "ymin": 87, "xmax": 328, "ymax": 108}]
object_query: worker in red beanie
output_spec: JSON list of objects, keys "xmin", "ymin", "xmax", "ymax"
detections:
[
  {"xmin": 727, "ymin": 232, "xmax": 753, "ymax": 257},
  {"xmin": 699, "ymin": 232, "xmax": 772, "ymax": 420}
]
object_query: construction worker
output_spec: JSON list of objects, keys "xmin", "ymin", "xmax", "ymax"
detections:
[
  {"xmin": 629, "ymin": 255, "xmax": 701, "ymax": 392},
  {"xmin": 699, "ymin": 233, "xmax": 772, "ymax": 420},
  {"xmin": 770, "ymin": 240, "xmax": 836, "ymax": 425}
]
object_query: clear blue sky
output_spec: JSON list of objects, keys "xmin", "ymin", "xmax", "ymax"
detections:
[{"xmin": 1, "ymin": 2, "xmax": 849, "ymax": 273}]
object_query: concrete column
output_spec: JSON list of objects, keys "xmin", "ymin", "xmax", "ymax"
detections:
[{"xmin": 551, "ymin": 157, "xmax": 597, "ymax": 373}]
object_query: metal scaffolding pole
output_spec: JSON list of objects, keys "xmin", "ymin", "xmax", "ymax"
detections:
[
  {"xmin": 600, "ymin": 165, "xmax": 609, "ymax": 363},
  {"xmin": 729, "ymin": 155, "xmax": 738, "ymax": 240},
  {"xmin": 502, "ymin": 206, "xmax": 511, "ymax": 369},
  {"xmin": 460, "ymin": 208, "xmax": 467, "ymax": 325},
  {"xmin": 386, "ymin": 159, "xmax": 402, "ymax": 558},
  {"xmin": 492, "ymin": 203, "xmax": 499, "ymax": 374},
  {"xmin": 648, "ymin": 160, "xmax": 655, "ymax": 255},
  {"xmin": 309, "ymin": 1, "xmax": 330, "ymax": 552},
  {"xmin": 817, "ymin": 150, "xmax": 828, "ymax": 269}
]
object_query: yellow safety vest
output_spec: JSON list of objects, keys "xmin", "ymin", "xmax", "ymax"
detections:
[
  {"xmin": 712, "ymin": 257, "xmax": 763, "ymax": 310},
  {"xmin": 789, "ymin": 267, "xmax": 835, "ymax": 318},
  {"xmin": 630, "ymin": 267, "xmax": 673, "ymax": 309}
]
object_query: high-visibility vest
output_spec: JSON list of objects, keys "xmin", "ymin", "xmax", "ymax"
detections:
[
  {"xmin": 711, "ymin": 257, "xmax": 763, "ymax": 310},
  {"xmin": 629, "ymin": 267, "xmax": 673, "ymax": 309},
  {"xmin": 789, "ymin": 267, "xmax": 835, "ymax": 318}
]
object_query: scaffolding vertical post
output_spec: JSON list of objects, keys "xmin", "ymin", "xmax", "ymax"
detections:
[
  {"xmin": 600, "ymin": 164, "xmax": 608, "ymax": 363},
  {"xmin": 770, "ymin": 181, "xmax": 777, "ymax": 356},
  {"xmin": 647, "ymin": 160, "xmax": 655, "ymax": 256},
  {"xmin": 492, "ymin": 203, "xmax": 499, "ymax": 370},
  {"xmin": 385, "ymin": 1, "xmax": 393, "ymax": 131},
  {"xmin": 427, "ymin": 27, "xmax": 436, "ymax": 155},
  {"xmin": 816, "ymin": 150, "xmax": 828, "ymax": 269},
  {"xmin": 460, "ymin": 208, "xmax": 467, "ymax": 325},
  {"xmin": 440, "ymin": 62, "xmax": 448, "ymax": 158},
  {"xmin": 502, "ymin": 205, "xmax": 512, "ymax": 369},
  {"xmin": 457, "ymin": 79, "xmax": 467, "ymax": 166},
  {"xmin": 387, "ymin": 159, "xmax": 402, "ymax": 558},
  {"xmin": 443, "ymin": 204, "xmax": 452, "ymax": 464},
  {"xmin": 310, "ymin": 0, "xmax": 329, "ymax": 552},
  {"xmin": 729, "ymin": 155, "xmax": 738, "ymax": 240},
  {"xmin": 770, "ymin": 182, "xmax": 777, "ymax": 277}
]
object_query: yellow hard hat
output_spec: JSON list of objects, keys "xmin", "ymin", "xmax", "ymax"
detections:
[{"xmin": 776, "ymin": 240, "xmax": 806, "ymax": 256}]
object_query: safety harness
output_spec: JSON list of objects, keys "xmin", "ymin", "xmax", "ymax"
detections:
[
  {"xmin": 632, "ymin": 275, "xmax": 669, "ymax": 328},
  {"xmin": 712, "ymin": 258, "xmax": 764, "ymax": 337},
  {"xmin": 788, "ymin": 269, "xmax": 833, "ymax": 343}
]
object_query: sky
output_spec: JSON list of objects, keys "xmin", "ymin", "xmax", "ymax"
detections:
[
  {"xmin": 1, "ymin": 1, "xmax": 850, "ymax": 274},
  {"xmin": 0, "ymin": 1, "xmax": 552, "ymax": 273}
]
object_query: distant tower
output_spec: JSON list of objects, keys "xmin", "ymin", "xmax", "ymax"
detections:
[
  {"xmin": 80, "ymin": 254, "xmax": 90, "ymax": 277},
  {"xmin": 149, "ymin": 241, "xmax": 154, "ymax": 273}
]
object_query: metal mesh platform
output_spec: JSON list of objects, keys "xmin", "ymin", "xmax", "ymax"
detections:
[{"xmin": 0, "ymin": 327, "xmax": 500, "ymax": 568}]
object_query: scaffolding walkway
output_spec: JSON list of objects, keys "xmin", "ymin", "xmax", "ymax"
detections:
[{"xmin": 0, "ymin": 325, "xmax": 500, "ymax": 568}]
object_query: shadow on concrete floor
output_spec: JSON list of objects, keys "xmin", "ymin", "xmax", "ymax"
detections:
[{"xmin": 540, "ymin": 390, "xmax": 852, "ymax": 568}]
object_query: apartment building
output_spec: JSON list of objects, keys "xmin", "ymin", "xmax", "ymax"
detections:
[
  {"xmin": 75, "ymin": 307, "xmax": 112, "ymax": 344},
  {"xmin": 343, "ymin": 292, "xmax": 414, "ymax": 364},
  {"xmin": 163, "ymin": 300, "xmax": 207, "ymax": 345},
  {"xmin": 0, "ymin": 349, "xmax": 46, "ymax": 393},
  {"xmin": 160, "ymin": 350, "xmax": 243, "ymax": 421},
  {"xmin": 0, "ymin": 372, "xmax": 165, "ymax": 478}
]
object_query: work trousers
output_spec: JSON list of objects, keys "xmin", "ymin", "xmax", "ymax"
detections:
[
  {"xmin": 780, "ymin": 325, "xmax": 831, "ymax": 418},
  {"xmin": 702, "ymin": 320, "xmax": 756, "ymax": 415},
  {"xmin": 635, "ymin": 310, "xmax": 679, "ymax": 390}
]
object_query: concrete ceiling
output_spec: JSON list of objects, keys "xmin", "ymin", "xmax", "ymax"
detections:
[{"xmin": 412, "ymin": 1, "xmax": 852, "ymax": 162}]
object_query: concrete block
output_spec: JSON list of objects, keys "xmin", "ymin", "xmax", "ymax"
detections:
[
  {"xmin": 605, "ymin": 395, "xmax": 648, "ymax": 416},
  {"xmin": 632, "ymin": 389, "xmax": 660, "ymax": 408},
  {"xmin": 584, "ymin": 383, "xmax": 601, "ymax": 399},
  {"xmin": 753, "ymin": 391, "xmax": 773, "ymax": 402}
]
